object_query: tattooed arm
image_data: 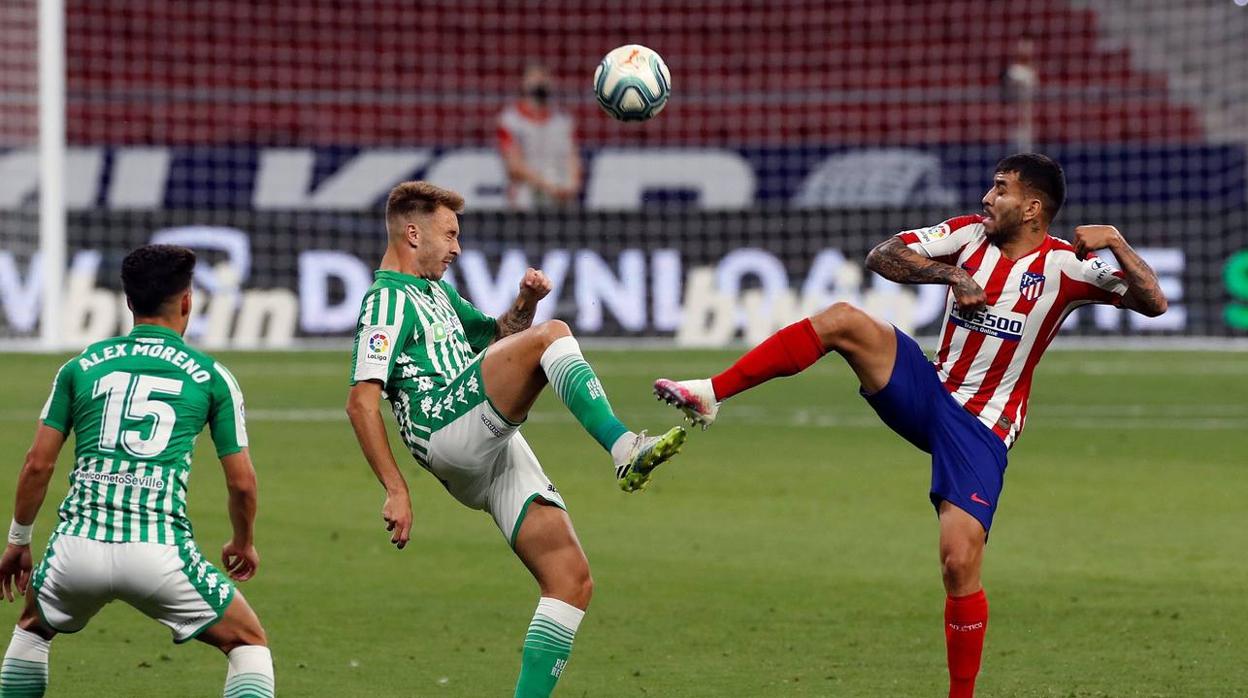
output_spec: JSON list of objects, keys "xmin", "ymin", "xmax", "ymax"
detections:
[
  {"xmin": 495, "ymin": 296, "xmax": 537, "ymax": 339},
  {"xmin": 495, "ymin": 267, "xmax": 553, "ymax": 340},
  {"xmin": 1073, "ymin": 225, "xmax": 1167, "ymax": 317},
  {"xmin": 866, "ymin": 236, "xmax": 988, "ymax": 312}
]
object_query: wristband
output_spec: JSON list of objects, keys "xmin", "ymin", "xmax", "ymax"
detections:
[{"xmin": 8, "ymin": 520, "xmax": 32, "ymax": 546}]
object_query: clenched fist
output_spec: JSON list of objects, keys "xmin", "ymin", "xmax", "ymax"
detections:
[
  {"xmin": 1072, "ymin": 225, "xmax": 1124, "ymax": 260},
  {"xmin": 518, "ymin": 268, "xmax": 553, "ymax": 303},
  {"xmin": 951, "ymin": 271, "xmax": 988, "ymax": 314}
]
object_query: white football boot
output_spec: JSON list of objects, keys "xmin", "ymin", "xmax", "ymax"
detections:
[{"xmin": 652, "ymin": 378, "xmax": 720, "ymax": 430}]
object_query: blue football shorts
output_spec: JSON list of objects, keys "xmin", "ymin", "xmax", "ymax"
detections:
[{"xmin": 861, "ymin": 327, "xmax": 1009, "ymax": 534}]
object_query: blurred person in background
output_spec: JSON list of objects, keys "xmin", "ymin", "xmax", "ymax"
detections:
[
  {"xmin": 498, "ymin": 65, "xmax": 583, "ymax": 209},
  {"xmin": 1003, "ymin": 36, "xmax": 1038, "ymax": 152}
]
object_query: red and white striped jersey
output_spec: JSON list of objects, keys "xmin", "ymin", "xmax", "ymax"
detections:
[{"xmin": 897, "ymin": 214, "xmax": 1128, "ymax": 448}]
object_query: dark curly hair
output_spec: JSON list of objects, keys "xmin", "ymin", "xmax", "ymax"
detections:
[
  {"xmin": 995, "ymin": 153, "xmax": 1066, "ymax": 223},
  {"xmin": 121, "ymin": 244, "xmax": 197, "ymax": 316}
]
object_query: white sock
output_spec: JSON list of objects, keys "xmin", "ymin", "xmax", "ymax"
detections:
[
  {"xmin": 224, "ymin": 645, "xmax": 274, "ymax": 698},
  {"xmin": 1, "ymin": 626, "xmax": 50, "ymax": 697},
  {"xmin": 609, "ymin": 432, "xmax": 638, "ymax": 465},
  {"xmin": 538, "ymin": 335, "xmax": 582, "ymax": 375},
  {"xmin": 691, "ymin": 378, "xmax": 719, "ymax": 403},
  {"xmin": 535, "ymin": 596, "xmax": 584, "ymax": 634}
]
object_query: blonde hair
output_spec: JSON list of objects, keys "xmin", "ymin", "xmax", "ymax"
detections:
[{"xmin": 385, "ymin": 181, "xmax": 465, "ymax": 234}]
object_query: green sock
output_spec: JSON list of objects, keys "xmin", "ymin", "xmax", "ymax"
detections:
[
  {"xmin": 514, "ymin": 598, "xmax": 583, "ymax": 698},
  {"xmin": 1, "ymin": 627, "xmax": 50, "ymax": 698},
  {"xmin": 541, "ymin": 336, "xmax": 629, "ymax": 453}
]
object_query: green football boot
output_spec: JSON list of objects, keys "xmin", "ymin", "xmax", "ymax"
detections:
[{"xmin": 614, "ymin": 426, "xmax": 688, "ymax": 493}]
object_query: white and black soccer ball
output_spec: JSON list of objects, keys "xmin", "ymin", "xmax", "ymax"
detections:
[{"xmin": 592, "ymin": 44, "xmax": 671, "ymax": 122}]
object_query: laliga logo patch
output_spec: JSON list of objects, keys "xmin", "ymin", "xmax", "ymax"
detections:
[
  {"xmin": 914, "ymin": 223, "xmax": 952, "ymax": 244},
  {"xmin": 363, "ymin": 329, "xmax": 392, "ymax": 365}
]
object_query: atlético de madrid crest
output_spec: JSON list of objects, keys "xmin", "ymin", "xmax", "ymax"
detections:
[{"xmin": 1019, "ymin": 272, "xmax": 1045, "ymax": 301}]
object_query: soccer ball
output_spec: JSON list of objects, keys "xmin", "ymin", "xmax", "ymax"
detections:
[{"xmin": 592, "ymin": 45, "xmax": 671, "ymax": 122}]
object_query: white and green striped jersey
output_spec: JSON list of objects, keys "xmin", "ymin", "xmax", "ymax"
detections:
[
  {"xmin": 39, "ymin": 325, "xmax": 248, "ymax": 544},
  {"xmin": 350, "ymin": 270, "xmax": 497, "ymax": 451}
]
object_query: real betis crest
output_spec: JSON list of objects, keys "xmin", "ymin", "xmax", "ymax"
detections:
[{"xmin": 430, "ymin": 322, "xmax": 447, "ymax": 342}]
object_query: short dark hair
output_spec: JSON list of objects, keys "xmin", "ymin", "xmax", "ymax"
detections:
[
  {"xmin": 995, "ymin": 153, "xmax": 1066, "ymax": 222},
  {"xmin": 385, "ymin": 181, "xmax": 465, "ymax": 234},
  {"xmin": 121, "ymin": 244, "xmax": 196, "ymax": 316}
]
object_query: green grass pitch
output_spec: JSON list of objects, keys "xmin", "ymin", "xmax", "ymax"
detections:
[{"xmin": 0, "ymin": 348, "xmax": 1244, "ymax": 696}]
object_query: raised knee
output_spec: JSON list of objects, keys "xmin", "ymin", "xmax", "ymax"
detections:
[
  {"xmin": 810, "ymin": 302, "xmax": 864, "ymax": 346},
  {"xmin": 535, "ymin": 319, "xmax": 572, "ymax": 346}
]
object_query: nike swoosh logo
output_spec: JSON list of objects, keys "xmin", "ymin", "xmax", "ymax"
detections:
[{"xmin": 970, "ymin": 492, "xmax": 992, "ymax": 507}]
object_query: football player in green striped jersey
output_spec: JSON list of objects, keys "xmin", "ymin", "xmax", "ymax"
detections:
[
  {"xmin": 345, "ymin": 182, "xmax": 686, "ymax": 697},
  {"xmin": 0, "ymin": 245, "xmax": 275, "ymax": 698}
]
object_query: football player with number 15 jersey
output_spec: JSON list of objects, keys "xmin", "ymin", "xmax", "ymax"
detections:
[{"xmin": 0, "ymin": 246, "xmax": 274, "ymax": 698}]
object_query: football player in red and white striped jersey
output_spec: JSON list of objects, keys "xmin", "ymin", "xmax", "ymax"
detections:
[{"xmin": 655, "ymin": 154, "xmax": 1166, "ymax": 698}]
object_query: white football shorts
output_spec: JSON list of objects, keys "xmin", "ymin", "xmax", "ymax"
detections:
[
  {"xmin": 425, "ymin": 401, "xmax": 566, "ymax": 546},
  {"xmin": 31, "ymin": 534, "xmax": 235, "ymax": 643}
]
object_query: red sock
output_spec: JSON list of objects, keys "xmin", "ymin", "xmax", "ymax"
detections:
[
  {"xmin": 710, "ymin": 319, "xmax": 827, "ymax": 400},
  {"xmin": 945, "ymin": 589, "xmax": 988, "ymax": 698}
]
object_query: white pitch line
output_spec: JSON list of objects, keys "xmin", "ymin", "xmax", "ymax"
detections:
[
  {"xmin": 1024, "ymin": 404, "xmax": 1248, "ymax": 417},
  {"xmin": 219, "ymin": 360, "xmax": 1248, "ymax": 379},
  {"xmin": 2, "ymin": 401, "xmax": 1247, "ymax": 431},
  {"xmin": 225, "ymin": 365, "xmax": 349, "ymax": 377},
  {"xmin": 3, "ymin": 400, "xmax": 1246, "ymax": 430},
  {"xmin": 63, "ymin": 407, "xmax": 1245, "ymax": 432},
  {"xmin": 22, "ymin": 359, "xmax": 1237, "ymax": 390},
  {"xmin": 1036, "ymin": 362, "xmax": 1248, "ymax": 377}
]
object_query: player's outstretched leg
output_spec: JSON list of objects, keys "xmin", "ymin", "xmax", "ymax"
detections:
[
  {"xmin": 197, "ymin": 593, "xmax": 275, "ymax": 698},
  {"xmin": 939, "ymin": 501, "xmax": 988, "ymax": 698},
  {"xmin": 483, "ymin": 320, "xmax": 686, "ymax": 492},
  {"xmin": 511, "ymin": 501, "xmax": 592, "ymax": 698},
  {"xmin": 655, "ymin": 302, "xmax": 897, "ymax": 428},
  {"xmin": 1, "ymin": 597, "xmax": 54, "ymax": 698}
]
